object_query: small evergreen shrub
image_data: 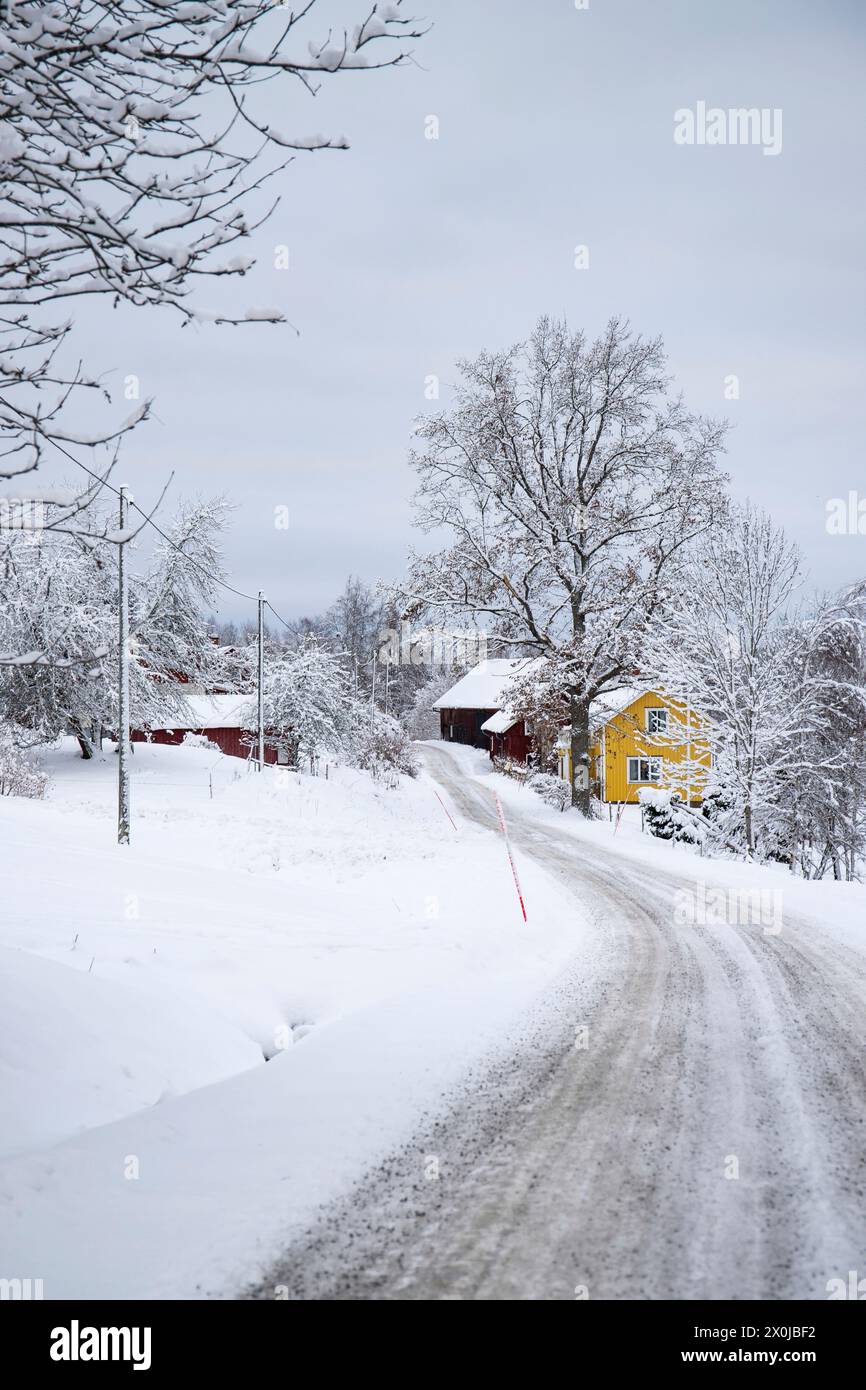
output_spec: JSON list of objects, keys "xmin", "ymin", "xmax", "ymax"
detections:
[{"xmin": 639, "ymin": 787, "xmax": 701, "ymax": 843}]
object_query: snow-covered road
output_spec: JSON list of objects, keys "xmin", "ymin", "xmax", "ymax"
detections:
[{"xmin": 256, "ymin": 743, "xmax": 866, "ymax": 1300}]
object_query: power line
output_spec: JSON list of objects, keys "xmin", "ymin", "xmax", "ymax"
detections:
[
  {"xmin": 126, "ymin": 497, "xmax": 260, "ymax": 604},
  {"xmin": 1, "ymin": 413, "xmax": 292, "ymax": 841},
  {"xmin": 2, "ymin": 409, "xmax": 305, "ymax": 648},
  {"xmin": 264, "ymin": 598, "xmax": 294, "ymax": 633},
  {"xmin": 5, "ymin": 424, "xmax": 261, "ymax": 605}
]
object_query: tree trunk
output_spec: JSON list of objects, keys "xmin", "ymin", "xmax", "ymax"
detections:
[
  {"xmin": 70, "ymin": 719, "xmax": 94, "ymax": 760},
  {"xmin": 569, "ymin": 692, "xmax": 592, "ymax": 817}
]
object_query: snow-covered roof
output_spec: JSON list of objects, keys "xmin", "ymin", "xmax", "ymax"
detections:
[
  {"xmin": 554, "ymin": 688, "xmax": 654, "ymax": 747},
  {"xmin": 480, "ymin": 710, "xmax": 521, "ymax": 735},
  {"xmin": 432, "ymin": 658, "xmax": 539, "ymax": 711},
  {"xmin": 554, "ymin": 688, "xmax": 683, "ymax": 746},
  {"xmin": 589, "ymin": 686, "xmax": 649, "ymax": 728},
  {"xmin": 165, "ymin": 692, "xmax": 252, "ymax": 730},
  {"xmin": 434, "ymin": 659, "xmax": 658, "ymax": 730}
]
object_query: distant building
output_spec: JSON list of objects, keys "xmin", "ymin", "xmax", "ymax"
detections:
[
  {"xmin": 434, "ymin": 660, "xmax": 709, "ymax": 799},
  {"xmin": 557, "ymin": 688, "xmax": 709, "ymax": 805},
  {"xmin": 432, "ymin": 659, "xmax": 537, "ymax": 753},
  {"xmin": 479, "ymin": 708, "xmax": 533, "ymax": 763},
  {"xmin": 131, "ymin": 692, "xmax": 279, "ymax": 764}
]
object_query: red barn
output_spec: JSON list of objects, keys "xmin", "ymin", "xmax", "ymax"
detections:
[
  {"xmin": 433, "ymin": 659, "xmax": 539, "ymax": 759},
  {"xmin": 131, "ymin": 693, "xmax": 280, "ymax": 765}
]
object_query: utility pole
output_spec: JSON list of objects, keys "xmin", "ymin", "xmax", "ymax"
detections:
[
  {"xmin": 257, "ymin": 590, "xmax": 265, "ymax": 771},
  {"xmin": 117, "ymin": 486, "xmax": 131, "ymax": 845}
]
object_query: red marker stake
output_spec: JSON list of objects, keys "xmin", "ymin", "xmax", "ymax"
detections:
[
  {"xmin": 494, "ymin": 792, "xmax": 527, "ymax": 922},
  {"xmin": 434, "ymin": 790, "xmax": 458, "ymax": 832}
]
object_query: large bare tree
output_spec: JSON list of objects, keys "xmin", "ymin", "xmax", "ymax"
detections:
[{"xmin": 399, "ymin": 316, "xmax": 728, "ymax": 813}]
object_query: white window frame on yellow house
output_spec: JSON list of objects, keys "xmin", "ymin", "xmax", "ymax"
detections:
[
  {"xmin": 644, "ymin": 707, "xmax": 668, "ymax": 735},
  {"xmin": 627, "ymin": 755, "xmax": 662, "ymax": 784}
]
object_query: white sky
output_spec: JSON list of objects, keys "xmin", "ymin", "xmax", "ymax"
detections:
[{"xmin": 47, "ymin": 0, "xmax": 866, "ymax": 620}]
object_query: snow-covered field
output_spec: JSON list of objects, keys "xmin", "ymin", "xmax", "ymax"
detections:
[{"xmin": 0, "ymin": 738, "xmax": 588, "ymax": 1298}]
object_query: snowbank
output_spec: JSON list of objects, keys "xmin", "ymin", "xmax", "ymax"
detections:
[
  {"xmin": 0, "ymin": 947, "xmax": 260, "ymax": 1158},
  {"xmin": 0, "ymin": 738, "xmax": 587, "ymax": 1297}
]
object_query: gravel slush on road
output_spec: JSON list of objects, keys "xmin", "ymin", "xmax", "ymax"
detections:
[{"xmin": 251, "ymin": 744, "xmax": 866, "ymax": 1301}]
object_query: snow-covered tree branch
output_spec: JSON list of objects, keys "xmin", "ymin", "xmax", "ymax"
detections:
[
  {"xmin": 641, "ymin": 505, "xmax": 811, "ymax": 860},
  {"xmin": 0, "ymin": 495, "xmax": 230, "ymax": 754},
  {"xmin": 0, "ymin": 1, "xmax": 425, "ymax": 483},
  {"xmin": 249, "ymin": 635, "xmax": 348, "ymax": 770},
  {"xmin": 396, "ymin": 316, "xmax": 728, "ymax": 813}
]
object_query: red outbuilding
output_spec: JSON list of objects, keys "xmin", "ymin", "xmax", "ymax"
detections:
[
  {"xmin": 433, "ymin": 658, "xmax": 539, "ymax": 761},
  {"xmin": 480, "ymin": 709, "xmax": 533, "ymax": 762},
  {"xmin": 131, "ymin": 692, "xmax": 280, "ymax": 764}
]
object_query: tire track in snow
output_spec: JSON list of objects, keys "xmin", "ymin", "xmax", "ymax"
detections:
[{"xmin": 248, "ymin": 745, "xmax": 866, "ymax": 1300}]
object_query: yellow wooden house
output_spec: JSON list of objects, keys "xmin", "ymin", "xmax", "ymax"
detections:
[{"xmin": 557, "ymin": 687, "xmax": 710, "ymax": 806}]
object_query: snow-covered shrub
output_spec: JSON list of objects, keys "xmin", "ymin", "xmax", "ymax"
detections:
[
  {"xmin": 181, "ymin": 732, "xmax": 217, "ymax": 752},
  {"xmin": 0, "ymin": 722, "xmax": 47, "ymax": 798},
  {"xmin": 756, "ymin": 817, "xmax": 796, "ymax": 867},
  {"xmin": 527, "ymin": 771, "xmax": 570, "ymax": 811},
  {"xmin": 492, "ymin": 756, "xmax": 530, "ymax": 784},
  {"xmin": 699, "ymin": 785, "xmax": 746, "ymax": 856},
  {"xmin": 344, "ymin": 710, "xmax": 418, "ymax": 783},
  {"xmin": 639, "ymin": 787, "xmax": 700, "ymax": 843}
]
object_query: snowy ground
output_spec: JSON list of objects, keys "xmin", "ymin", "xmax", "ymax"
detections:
[
  {"xmin": 257, "ymin": 744, "xmax": 866, "ymax": 1300},
  {"xmin": 454, "ymin": 743, "xmax": 866, "ymax": 952},
  {"xmin": 3, "ymin": 738, "xmax": 865, "ymax": 1300},
  {"xmin": 0, "ymin": 738, "xmax": 590, "ymax": 1298}
]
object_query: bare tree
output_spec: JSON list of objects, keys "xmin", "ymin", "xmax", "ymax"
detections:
[
  {"xmin": 784, "ymin": 585, "xmax": 866, "ymax": 879},
  {"xmin": 0, "ymin": 496, "xmax": 231, "ymax": 755},
  {"xmin": 324, "ymin": 575, "xmax": 385, "ymax": 689},
  {"xmin": 642, "ymin": 505, "xmax": 808, "ymax": 859},
  {"xmin": 397, "ymin": 316, "xmax": 727, "ymax": 813},
  {"xmin": 0, "ymin": 1, "xmax": 425, "ymax": 489}
]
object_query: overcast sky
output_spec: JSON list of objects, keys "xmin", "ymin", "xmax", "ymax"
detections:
[{"xmin": 59, "ymin": 0, "xmax": 866, "ymax": 621}]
